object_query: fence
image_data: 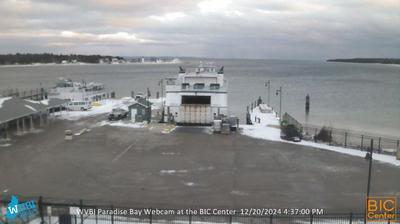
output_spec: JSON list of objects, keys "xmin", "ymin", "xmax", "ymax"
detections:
[
  {"xmin": 304, "ymin": 124, "xmax": 400, "ymax": 156},
  {"xmin": 1, "ymin": 197, "xmax": 398, "ymax": 224}
]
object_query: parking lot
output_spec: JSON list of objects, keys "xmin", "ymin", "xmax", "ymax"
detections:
[{"xmin": 0, "ymin": 115, "xmax": 399, "ymax": 212}]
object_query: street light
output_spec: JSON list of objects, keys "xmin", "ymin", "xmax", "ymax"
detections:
[
  {"xmin": 364, "ymin": 139, "xmax": 374, "ymax": 224},
  {"xmin": 276, "ymin": 86, "xmax": 282, "ymax": 120},
  {"xmin": 265, "ymin": 80, "xmax": 270, "ymax": 107},
  {"xmin": 158, "ymin": 78, "xmax": 165, "ymax": 123}
]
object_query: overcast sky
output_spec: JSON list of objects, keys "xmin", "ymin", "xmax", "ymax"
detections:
[{"xmin": 0, "ymin": 0, "xmax": 399, "ymax": 59}]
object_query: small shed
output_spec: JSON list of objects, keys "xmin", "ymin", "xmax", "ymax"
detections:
[{"xmin": 128, "ymin": 98, "xmax": 152, "ymax": 123}]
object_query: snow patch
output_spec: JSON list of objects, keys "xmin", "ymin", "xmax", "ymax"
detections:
[
  {"xmin": 25, "ymin": 104, "xmax": 38, "ymax": 112},
  {"xmin": 57, "ymin": 99, "xmax": 124, "ymax": 120},
  {"xmin": 0, "ymin": 97, "xmax": 12, "ymax": 108},
  {"xmin": 26, "ymin": 100, "xmax": 41, "ymax": 104},
  {"xmin": 241, "ymin": 106, "xmax": 400, "ymax": 167},
  {"xmin": 40, "ymin": 99, "xmax": 49, "ymax": 105},
  {"xmin": 161, "ymin": 152, "xmax": 176, "ymax": 156},
  {"xmin": 184, "ymin": 182, "xmax": 195, "ymax": 186},
  {"xmin": 98, "ymin": 120, "xmax": 146, "ymax": 129},
  {"xmin": 149, "ymin": 97, "xmax": 164, "ymax": 110},
  {"xmin": 160, "ymin": 169, "xmax": 188, "ymax": 174}
]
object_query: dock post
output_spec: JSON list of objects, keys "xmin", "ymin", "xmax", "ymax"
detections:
[
  {"xmin": 22, "ymin": 117, "xmax": 26, "ymax": 132},
  {"xmin": 378, "ymin": 137, "xmax": 381, "ymax": 152},
  {"xmin": 361, "ymin": 135, "xmax": 364, "ymax": 150},
  {"xmin": 4, "ymin": 123, "xmax": 10, "ymax": 140},
  {"xmin": 39, "ymin": 112, "xmax": 44, "ymax": 127},
  {"xmin": 30, "ymin": 116, "xmax": 35, "ymax": 131},
  {"xmin": 344, "ymin": 132, "xmax": 348, "ymax": 148},
  {"xmin": 305, "ymin": 94, "xmax": 310, "ymax": 114},
  {"xmin": 396, "ymin": 140, "xmax": 400, "ymax": 160},
  {"xmin": 16, "ymin": 119, "xmax": 20, "ymax": 133}
]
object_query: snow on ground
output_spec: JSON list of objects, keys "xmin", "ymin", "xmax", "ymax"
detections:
[
  {"xmin": 57, "ymin": 99, "xmax": 127, "ymax": 120},
  {"xmin": 97, "ymin": 120, "xmax": 146, "ymax": 129},
  {"xmin": 39, "ymin": 99, "xmax": 49, "ymax": 105},
  {"xmin": 26, "ymin": 99, "xmax": 41, "ymax": 104},
  {"xmin": 160, "ymin": 169, "xmax": 188, "ymax": 174},
  {"xmin": 241, "ymin": 106, "xmax": 400, "ymax": 167},
  {"xmin": 149, "ymin": 97, "xmax": 164, "ymax": 110}
]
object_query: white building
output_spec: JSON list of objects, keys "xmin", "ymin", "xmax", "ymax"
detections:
[
  {"xmin": 47, "ymin": 78, "xmax": 113, "ymax": 103},
  {"xmin": 164, "ymin": 64, "xmax": 228, "ymax": 125}
]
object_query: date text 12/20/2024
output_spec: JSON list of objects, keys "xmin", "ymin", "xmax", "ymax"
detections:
[{"xmin": 239, "ymin": 208, "xmax": 324, "ymax": 216}]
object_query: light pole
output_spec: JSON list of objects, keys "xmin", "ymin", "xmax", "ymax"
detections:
[
  {"xmin": 276, "ymin": 86, "xmax": 282, "ymax": 120},
  {"xmin": 159, "ymin": 78, "xmax": 165, "ymax": 123},
  {"xmin": 364, "ymin": 139, "xmax": 374, "ymax": 224},
  {"xmin": 265, "ymin": 80, "xmax": 270, "ymax": 107}
]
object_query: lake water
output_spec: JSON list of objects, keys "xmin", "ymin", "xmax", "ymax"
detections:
[{"xmin": 0, "ymin": 58, "xmax": 399, "ymax": 137}]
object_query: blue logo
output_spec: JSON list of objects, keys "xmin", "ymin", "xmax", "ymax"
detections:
[{"xmin": 5, "ymin": 195, "xmax": 37, "ymax": 220}]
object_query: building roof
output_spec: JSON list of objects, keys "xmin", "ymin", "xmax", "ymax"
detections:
[
  {"xmin": 129, "ymin": 101, "xmax": 151, "ymax": 108},
  {"xmin": 0, "ymin": 97, "xmax": 47, "ymax": 125}
]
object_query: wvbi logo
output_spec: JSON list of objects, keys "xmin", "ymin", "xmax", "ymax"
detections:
[
  {"xmin": 4, "ymin": 195, "xmax": 38, "ymax": 221},
  {"xmin": 366, "ymin": 197, "xmax": 397, "ymax": 222}
]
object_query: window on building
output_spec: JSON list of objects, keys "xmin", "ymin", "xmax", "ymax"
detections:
[
  {"xmin": 182, "ymin": 96, "xmax": 211, "ymax": 104},
  {"xmin": 181, "ymin": 83, "xmax": 190, "ymax": 89},
  {"xmin": 210, "ymin": 83, "xmax": 220, "ymax": 90},
  {"xmin": 193, "ymin": 83, "xmax": 205, "ymax": 89}
]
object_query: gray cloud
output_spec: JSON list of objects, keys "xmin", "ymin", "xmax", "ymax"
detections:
[{"xmin": 0, "ymin": 0, "xmax": 399, "ymax": 59}]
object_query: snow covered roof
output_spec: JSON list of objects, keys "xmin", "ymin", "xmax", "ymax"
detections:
[
  {"xmin": 0, "ymin": 97, "xmax": 47, "ymax": 124},
  {"xmin": 129, "ymin": 101, "xmax": 151, "ymax": 109},
  {"xmin": 40, "ymin": 98, "xmax": 70, "ymax": 109}
]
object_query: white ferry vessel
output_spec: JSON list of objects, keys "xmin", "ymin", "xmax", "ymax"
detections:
[
  {"xmin": 47, "ymin": 78, "xmax": 114, "ymax": 110},
  {"xmin": 164, "ymin": 63, "xmax": 228, "ymax": 125}
]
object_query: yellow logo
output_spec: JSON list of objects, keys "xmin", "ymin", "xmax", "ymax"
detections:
[{"xmin": 366, "ymin": 197, "xmax": 397, "ymax": 222}]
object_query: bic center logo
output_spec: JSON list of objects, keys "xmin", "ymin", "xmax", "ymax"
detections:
[{"xmin": 366, "ymin": 196, "xmax": 398, "ymax": 222}]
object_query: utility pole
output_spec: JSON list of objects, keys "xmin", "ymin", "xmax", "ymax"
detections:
[
  {"xmin": 366, "ymin": 139, "xmax": 373, "ymax": 197},
  {"xmin": 364, "ymin": 139, "xmax": 374, "ymax": 224},
  {"xmin": 265, "ymin": 80, "xmax": 270, "ymax": 106},
  {"xmin": 159, "ymin": 78, "xmax": 165, "ymax": 123},
  {"xmin": 276, "ymin": 86, "xmax": 282, "ymax": 120}
]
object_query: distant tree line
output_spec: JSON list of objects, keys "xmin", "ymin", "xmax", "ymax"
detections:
[
  {"xmin": 0, "ymin": 53, "xmax": 124, "ymax": 65},
  {"xmin": 327, "ymin": 58, "xmax": 400, "ymax": 65}
]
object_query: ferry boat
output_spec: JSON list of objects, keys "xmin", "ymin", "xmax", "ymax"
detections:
[
  {"xmin": 47, "ymin": 78, "xmax": 114, "ymax": 110},
  {"xmin": 164, "ymin": 63, "xmax": 228, "ymax": 125}
]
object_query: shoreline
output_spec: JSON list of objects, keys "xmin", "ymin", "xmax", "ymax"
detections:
[
  {"xmin": 0, "ymin": 61, "xmax": 182, "ymax": 68},
  {"xmin": 327, "ymin": 61, "xmax": 400, "ymax": 66}
]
